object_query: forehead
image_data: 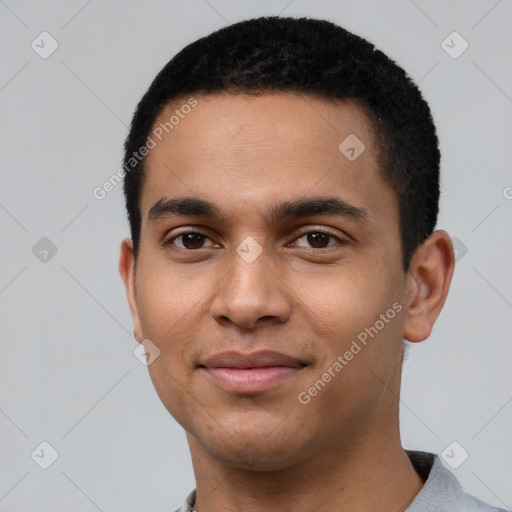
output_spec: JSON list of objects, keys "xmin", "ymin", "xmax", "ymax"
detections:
[{"xmin": 141, "ymin": 92, "xmax": 395, "ymax": 228}]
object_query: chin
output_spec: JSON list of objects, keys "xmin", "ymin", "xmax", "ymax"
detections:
[
  {"xmin": 210, "ymin": 438, "xmax": 301, "ymax": 472},
  {"xmin": 194, "ymin": 420, "xmax": 307, "ymax": 472}
]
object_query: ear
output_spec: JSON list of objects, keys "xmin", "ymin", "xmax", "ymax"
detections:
[
  {"xmin": 403, "ymin": 230, "xmax": 455, "ymax": 343},
  {"xmin": 119, "ymin": 238, "xmax": 143, "ymax": 343}
]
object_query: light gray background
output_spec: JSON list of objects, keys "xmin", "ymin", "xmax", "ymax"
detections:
[{"xmin": 0, "ymin": 1, "xmax": 511, "ymax": 510}]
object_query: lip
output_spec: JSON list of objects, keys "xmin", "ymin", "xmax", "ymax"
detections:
[{"xmin": 199, "ymin": 350, "xmax": 306, "ymax": 394}]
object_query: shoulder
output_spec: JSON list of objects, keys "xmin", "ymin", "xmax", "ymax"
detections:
[
  {"xmin": 172, "ymin": 488, "xmax": 197, "ymax": 512},
  {"xmin": 406, "ymin": 450, "xmax": 507, "ymax": 512}
]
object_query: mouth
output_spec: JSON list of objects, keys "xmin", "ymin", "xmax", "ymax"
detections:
[{"xmin": 198, "ymin": 350, "xmax": 307, "ymax": 394}]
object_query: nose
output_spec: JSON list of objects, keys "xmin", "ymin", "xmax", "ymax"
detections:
[{"xmin": 210, "ymin": 249, "xmax": 292, "ymax": 330}]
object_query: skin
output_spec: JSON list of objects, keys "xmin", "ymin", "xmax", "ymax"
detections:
[{"xmin": 119, "ymin": 92, "xmax": 455, "ymax": 512}]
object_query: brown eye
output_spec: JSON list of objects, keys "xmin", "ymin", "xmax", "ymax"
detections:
[
  {"xmin": 167, "ymin": 232, "xmax": 215, "ymax": 250},
  {"xmin": 306, "ymin": 232, "xmax": 331, "ymax": 248},
  {"xmin": 293, "ymin": 231, "xmax": 342, "ymax": 249}
]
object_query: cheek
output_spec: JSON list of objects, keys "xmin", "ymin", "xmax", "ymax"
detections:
[
  {"xmin": 289, "ymin": 264, "xmax": 395, "ymax": 339},
  {"xmin": 135, "ymin": 265, "xmax": 209, "ymax": 424},
  {"xmin": 135, "ymin": 252, "xmax": 208, "ymax": 341},
  {"xmin": 293, "ymin": 271, "xmax": 405, "ymax": 426},
  {"xmin": 288, "ymin": 261, "xmax": 406, "ymax": 394}
]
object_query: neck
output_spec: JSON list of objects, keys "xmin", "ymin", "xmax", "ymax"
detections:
[{"xmin": 187, "ymin": 421, "xmax": 424, "ymax": 512}]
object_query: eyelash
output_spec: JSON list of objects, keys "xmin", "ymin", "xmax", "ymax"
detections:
[{"xmin": 164, "ymin": 229, "xmax": 346, "ymax": 251}]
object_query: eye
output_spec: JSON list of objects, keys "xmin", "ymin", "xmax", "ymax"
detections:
[
  {"xmin": 165, "ymin": 229, "xmax": 345, "ymax": 251},
  {"xmin": 291, "ymin": 230, "xmax": 345, "ymax": 249},
  {"xmin": 166, "ymin": 231, "xmax": 217, "ymax": 250}
]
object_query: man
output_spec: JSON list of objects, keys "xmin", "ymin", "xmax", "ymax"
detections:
[{"xmin": 119, "ymin": 16, "xmax": 505, "ymax": 512}]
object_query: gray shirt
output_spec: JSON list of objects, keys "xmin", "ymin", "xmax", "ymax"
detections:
[{"xmin": 173, "ymin": 451, "xmax": 507, "ymax": 511}]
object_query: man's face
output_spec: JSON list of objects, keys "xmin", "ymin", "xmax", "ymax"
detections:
[{"xmin": 124, "ymin": 92, "xmax": 411, "ymax": 470}]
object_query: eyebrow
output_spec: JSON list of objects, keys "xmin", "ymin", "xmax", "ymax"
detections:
[{"xmin": 147, "ymin": 196, "xmax": 369, "ymax": 225}]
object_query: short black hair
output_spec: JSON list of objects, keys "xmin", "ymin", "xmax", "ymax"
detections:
[{"xmin": 123, "ymin": 16, "xmax": 440, "ymax": 271}]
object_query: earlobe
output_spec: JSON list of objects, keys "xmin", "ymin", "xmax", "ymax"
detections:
[
  {"xmin": 402, "ymin": 230, "xmax": 455, "ymax": 343},
  {"xmin": 119, "ymin": 238, "xmax": 143, "ymax": 343}
]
